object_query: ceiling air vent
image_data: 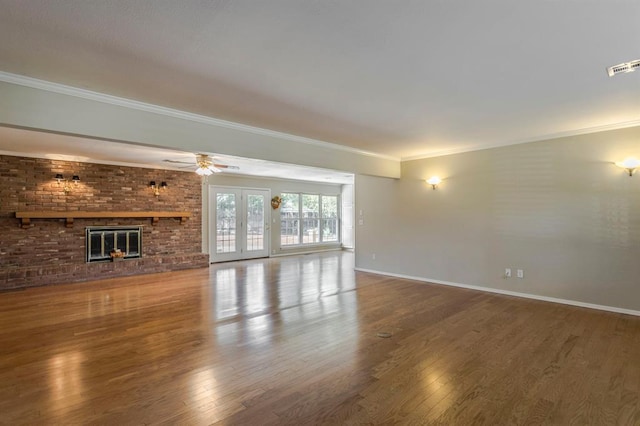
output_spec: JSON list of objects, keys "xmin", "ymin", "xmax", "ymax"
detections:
[{"xmin": 607, "ymin": 59, "xmax": 640, "ymax": 77}]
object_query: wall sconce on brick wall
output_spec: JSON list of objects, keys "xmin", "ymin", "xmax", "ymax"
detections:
[
  {"xmin": 55, "ymin": 173, "xmax": 80, "ymax": 194},
  {"xmin": 149, "ymin": 181, "xmax": 168, "ymax": 196}
]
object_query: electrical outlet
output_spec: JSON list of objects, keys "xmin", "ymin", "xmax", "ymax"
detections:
[
  {"xmin": 517, "ymin": 269, "xmax": 524, "ymax": 278},
  {"xmin": 372, "ymin": 253, "xmax": 376, "ymax": 260},
  {"xmin": 504, "ymin": 268, "xmax": 511, "ymax": 278}
]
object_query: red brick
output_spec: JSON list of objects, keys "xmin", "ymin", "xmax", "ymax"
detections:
[{"xmin": 0, "ymin": 154, "xmax": 208, "ymax": 289}]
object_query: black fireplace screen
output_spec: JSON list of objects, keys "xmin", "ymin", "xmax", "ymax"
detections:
[{"xmin": 86, "ymin": 226, "xmax": 142, "ymax": 262}]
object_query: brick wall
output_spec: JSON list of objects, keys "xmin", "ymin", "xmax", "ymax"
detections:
[{"xmin": 0, "ymin": 154, "xmax": 208, "ymax": 289}]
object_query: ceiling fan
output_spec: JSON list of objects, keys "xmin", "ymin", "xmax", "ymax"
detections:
[{"xmin": 163, "ymin": 153, "xmax": 239, "ymax": 175}]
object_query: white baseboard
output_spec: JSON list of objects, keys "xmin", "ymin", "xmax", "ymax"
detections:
[
  {"xmin": 354, "ymin": 267, "xmax": 640, "ymax": 317},
  {"xmin": 270, "ymin": 247, "xmax": 343, "ymax": 258}
]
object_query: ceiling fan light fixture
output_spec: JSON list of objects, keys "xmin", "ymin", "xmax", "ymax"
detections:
[
  {"xmin": 195, "ymin": 153, "xmax": 214, "ymax": 176},
  {"xmin": 191, "ymin": 153, "xmax": 235, "ymax": 175},
  {"xmin": 196, "ymin": 166, "xmax": 213, "ymax": 176}
]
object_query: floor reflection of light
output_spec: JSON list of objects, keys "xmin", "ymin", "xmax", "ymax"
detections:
[
  {"xmin": 215, "ymin": 321, "xmax": 240, "ymax": 346},
  {"xmin": 245, "ymin": 314, "xmax": 271, "ymax": 346},
  {"xmin": 422, "ymin": 369, "xmax": 453, "ymax": 405},
  {"xmin": 48, "ymin": 351, "xmax": 85, "ymax": 417},
  {"xmin": 213, "ymin": 253, "xmax": 360, "ymax": 368},
  {"xmin": 320, "ymin": 256, "xmax": 339, "ymax": 295},
  {"xmin": 278, "ymin": 261, "xmax": 302, "ymax": 309},
  {"xmin": 301, "ymin": 259, "xmax": 321, "ymax": 303},
  {"xmin": 215, "ymin": 269, "xmax": 238, "ymax": 320},
  {"xmin": 245, "ymin": 263, "xmax": 266, "ymax": 315},
  {"xmin": 188, "ymin": 368, "xmax": 219, "ymax": 417}
]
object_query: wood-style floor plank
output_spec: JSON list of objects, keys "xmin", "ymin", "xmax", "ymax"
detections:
[{"xmin": 0, "ymin": 251, "xmax": 639, "ymax": 425}]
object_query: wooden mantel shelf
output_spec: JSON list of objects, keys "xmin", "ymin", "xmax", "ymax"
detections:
[{"xmin": 15, "ymin": 211, "xmax": 191, "ymax": 229}]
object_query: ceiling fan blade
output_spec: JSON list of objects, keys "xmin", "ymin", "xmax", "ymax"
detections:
[
  {"xmin": 163, "ymin": 156, "xmax": 239, "ymax": 172},
  {"xmin": 163, "ymin": 159, "xmax": 194, "ymax": 165},
  {"xmin": 212, "ymin": 163, "xmax": 240, "ymax": 170}
]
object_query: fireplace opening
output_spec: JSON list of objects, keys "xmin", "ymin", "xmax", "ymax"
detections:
[{"xmin": 86, "ymin": 226, "xmax": 142, "ymax": 262}]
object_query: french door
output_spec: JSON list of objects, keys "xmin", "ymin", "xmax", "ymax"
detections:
[{"xmin": 209, "ymin": 186, "xmax": 270, "ymax": 262}]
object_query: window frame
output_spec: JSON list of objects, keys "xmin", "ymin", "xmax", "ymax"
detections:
[{"xmin": 280, "ymin": 192, "xmax": 340, "ymax": 247}]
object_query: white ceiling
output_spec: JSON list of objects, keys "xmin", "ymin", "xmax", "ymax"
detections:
[{"xmin": 0, "ymin": 1, "xmax": 638, "ymax": 160}]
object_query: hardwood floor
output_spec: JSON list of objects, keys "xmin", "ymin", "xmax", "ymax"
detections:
[{"xmin": 0, "ymin": 251, "xmax": 639, "ymax": 425}]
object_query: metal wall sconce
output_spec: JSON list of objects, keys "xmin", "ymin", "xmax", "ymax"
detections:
[
  {"xmin": 426, "ymin": 176, "xmax": 442, "ymax": 190},
  {"xmin": 615, "ymin": 157, "xmax": 640, "ymax": 176},
  {"xmin": 149, "ymin": 181, "xmax": 168, "ymax": 196},
  {"xmin": 55, "ymin": 173, "xmax": 80, "ymax": 194}
]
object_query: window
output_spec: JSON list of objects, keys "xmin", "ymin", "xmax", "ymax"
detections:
[
  {"xmin": 302, "ymin": 194, "xmax": 319, "ymax": 243},
  {"xmin": 280, "ymin": 193, "xmax": 300, "ymax": 245},
  {"xmin": 281, "ymin": 193, "xmax": 339, "ymax": 246},
  {"xmin": 321, "ymin": 195, "xmax": 338, "ymax": 242}
]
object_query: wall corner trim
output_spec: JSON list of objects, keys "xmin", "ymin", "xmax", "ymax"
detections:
[{"xmin": 354, "ymin": 267, "xmax": 640, "ymax": 317}]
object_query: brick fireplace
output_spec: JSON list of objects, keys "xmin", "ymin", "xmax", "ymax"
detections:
[{"xmin": 0, "ymin": 154, "xmax": 209, "ymax": 289}]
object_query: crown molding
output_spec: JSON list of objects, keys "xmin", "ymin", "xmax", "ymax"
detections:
[
  {"xmin": 0, "ymin": 71, "xmax": 399, "ymax": 162},
  {"xmin": 401, "ymin": 119, "xmax": 640, "ymax": 161}
]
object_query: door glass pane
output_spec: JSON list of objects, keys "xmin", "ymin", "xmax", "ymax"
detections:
[
  {"xmin": 281, "ymin": 193, "xmax": 300, "ymax": 245},
  {"xmin": 246, "ymin": 194, "xmax": 264, "ymax": 251},
  {"xmin": 216, "ymin": 193, "xmax": 236, "ymax": 253},
  {"xmin": 302, "ymin": 194, "xmax": 320, "ymax": 243}
]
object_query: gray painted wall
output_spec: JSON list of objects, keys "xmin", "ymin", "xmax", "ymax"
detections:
[{"xmin": 355, "ymin": 126, "xmax": 640, "ymax": 312}]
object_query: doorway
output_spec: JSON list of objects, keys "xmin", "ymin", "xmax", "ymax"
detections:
[{"xmin": 209, "ymin": 186, "xmax": 271, "ymax": 262}]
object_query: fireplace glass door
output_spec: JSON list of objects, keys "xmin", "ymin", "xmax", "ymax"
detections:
[{"xmin": 86, "ymin": 226, "xmax": 142, "ymax": 262}]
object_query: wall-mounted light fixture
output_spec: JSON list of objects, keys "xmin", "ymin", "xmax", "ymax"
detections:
[
  {"xmin": 426, "ymin": 176, "xmax": 442, "ymax": 190},
  {"xmin": 149, "ymin": 181, "xmax": 168, "ymax": 196},
  {"xmin": 55, "ymin": 173, "xmax": 80, "ymax": 194},
  {"xmin": 615, "ymin": 157, "xmax": 640, "ymax": 176}
]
